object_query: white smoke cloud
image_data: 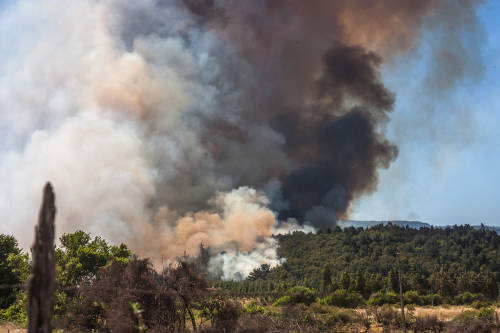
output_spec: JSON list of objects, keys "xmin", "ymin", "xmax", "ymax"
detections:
[
  {"xmin": 208, "ymin": 238, "xmax": 284, "ymax": 281},
  {"xmin": 0, "ymin": 0, "xmax": 314, "ymax": 280},
  {"xmin": 207, "ymin": 220, "xmax": 316, "ymax": 281},
  {"xmin": 0, "ymin": 111, "xmax": 155, "ymax": 245},
  {"xmin": 0, "ymin": 0, "xmax": 201, "ymax": 241}
]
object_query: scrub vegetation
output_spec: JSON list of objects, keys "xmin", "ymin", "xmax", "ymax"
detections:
[{"xmin": 2, "ymin": 224, "xmax": 500, "ymax": 332}]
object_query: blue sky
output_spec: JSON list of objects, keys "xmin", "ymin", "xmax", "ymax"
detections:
[{"xmin": 352, "ymin": 1, "xmax": 500, "ymax": 226}]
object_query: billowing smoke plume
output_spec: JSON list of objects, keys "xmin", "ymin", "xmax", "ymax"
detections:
[{"xmin": 0, "ymin": 0, "xmax": 484, "ymax": 279}]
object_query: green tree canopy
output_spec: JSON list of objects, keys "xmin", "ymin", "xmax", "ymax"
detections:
[
  {"xmin": 56, "ymin": 230, "xmax": 131, "ymax": 287},
  {"xmin": 0, "ymin": 234, "xmax": 28, "ymax": 309}
]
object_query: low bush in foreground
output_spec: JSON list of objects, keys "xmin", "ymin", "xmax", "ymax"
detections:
[
  {"xmin": 370, "ymin": 305, "xmax": 402, "ymax": 327},
  {"xmin": 447, "ymin": 307, "xmax": 497, "ymax": 333},
  {"xmin": 413, "ymin": 314, "xmax": 445, "ymax": 332}
]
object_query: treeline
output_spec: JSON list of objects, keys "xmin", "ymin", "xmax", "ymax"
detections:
[
  {"xmin": 218, "ymin": 224, "xmax": 500, "ymax": 302},
  {"xmin": 0, "ymin": 231, "xmax": 243, "ymax": 331}
]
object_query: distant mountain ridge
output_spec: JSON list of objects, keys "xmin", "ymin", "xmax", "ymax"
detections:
[
  {"xmin": 337, "ymin": 220, "xmax": 500, "ymax": 234},
  {"xmin": 338, "ymin": 220, "xmax": 430, "ymax": 229},
  {"xmin": 472, "ymin": 225, "xmax": 500, "ymax": 234}
]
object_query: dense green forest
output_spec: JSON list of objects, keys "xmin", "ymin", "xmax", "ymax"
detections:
[{"xmin": 217, "ymin": 224, "xmax": 500, "ymax": 303}]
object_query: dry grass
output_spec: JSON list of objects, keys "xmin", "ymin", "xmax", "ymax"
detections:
[
  {"xmin": 413, "ymin": 305, "xmax": 475, "ymax": 322},
  {"xmin": 353, "ymin": 305, "xmax": 500, "ymax": 332},
  {"xmin": 0, "ymin": 323, "xmax": 25, "ymax": 333},
  {"xmin": 414, "ymin": 305, "xmax": 500, "ymax": 323}
]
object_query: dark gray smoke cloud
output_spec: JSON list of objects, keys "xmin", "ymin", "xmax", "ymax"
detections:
[
  {"xmin": 274, "ymin": 45, "xmax": 398, "ymax": 223},
  {"xmin": 174, "ymin": 0, "xmax": 484, "ymax": 228},
  {"xmin": 170, "ymin": 1, "xmax": 407, "ymax": 226}
]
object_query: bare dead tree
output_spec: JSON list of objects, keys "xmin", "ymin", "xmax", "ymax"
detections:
[{"xmin": 28, "ymin": 183, "xmax": 56, "ymax": 333}]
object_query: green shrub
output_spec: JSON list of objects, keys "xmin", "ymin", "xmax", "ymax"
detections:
[
  {"xmin": 245, "ymin": 300, "xmax": 266, "ymax": 314},
  {"xmin": 319, "ymin": 296, "xmax": 332, "ymax": 305},
  {"xmin": 453, "ymin": 310, "xmax": 477, "ymax": 325},
  {"xmin": 280, "ymin": 286, "xmax": 316, "ymax": 305},
  {"xmin": 421, "ymin": 293, "xmax": 442, "ymax": 306},
  {"xmin": 367, "ymin": 291, "xmax": 399, "ymax": 306},
  {"xmin": 0, "ymin": 291, "xmax": 27, "ymax": 326},
  {"xmin": 476, "ymin": 306, "xmax": 495, "ymax": 319},
  {"xmin": 453, "ymin": 292, "xmax": 485, "ymax": 305},
  {"xmin": 273, "ymin": 295, "xmax": 292, "ymax": 306},
  {"xmin": 404, "ymin": 291, "xmax": 423, "ymax": 305},
  {"xmin": 319, "ymin": 289, "xmax": 363, "ymax": 308},
  {"xmin": 471, "ymin": 300, "xmax": 492, "ymax": 310},
  {"xmin": 245, "ymin": 300, "xmax": 276, "ymax": 316}
]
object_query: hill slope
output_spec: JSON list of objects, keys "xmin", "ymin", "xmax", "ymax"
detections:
[{"xmin": 248, "ymin": 224, "xmax": 500, "ymax": 298}]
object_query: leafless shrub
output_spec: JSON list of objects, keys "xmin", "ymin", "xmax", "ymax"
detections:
[
  {"xmin": 370, "ymin": 305, "xmax": 399, "ymax": 327},
  {"xmin": 446, "ymin": 309, "xmax": 497, "ymax": 333},
  {"xmin": 413, "ymin": 314, "xmax": 444, "ymax": 332},
  {"xmin": 199, "ymin": 297, "xmax": 242, "ymax": 332},
  {"xmin": 65, "ymin": 257, "xmax": 207, "ymax": 332}
]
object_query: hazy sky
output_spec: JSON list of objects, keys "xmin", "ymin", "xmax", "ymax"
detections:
[{"xmin": 352, "ymin": 1, "xmax": 500, "ymax": 226}]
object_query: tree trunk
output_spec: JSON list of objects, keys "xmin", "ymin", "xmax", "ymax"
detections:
[
  {"xmin": 397, "ymin": 254, "xmax": 406, "ymax": 333},
  {"xmin": 180, "ymin": 295, "xmax": 197, "ymax": 332},
  {"xmin": 28, "ymin": 183, "xmax": 56, "ymax": 333}
]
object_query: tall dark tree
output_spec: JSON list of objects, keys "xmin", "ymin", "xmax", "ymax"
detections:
[
  {"xmin": 196, "ymin": 243, "xmax": 211, "ymax": 275},
  {"xmin": 340, "ymin": 270, "xmax": 351, "ymax": 290},
  {"xmin": 248, "ymin": 264, "xmax": 271, "ymax": 281},
  {"xmin": 322, "ymin": 265, "xmax": 332, "ymax": 293}
]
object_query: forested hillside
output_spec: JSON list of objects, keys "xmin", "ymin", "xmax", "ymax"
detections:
[{"xmin": 218, "ymin": 224, "xmax": 500, "ymax": 301}]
